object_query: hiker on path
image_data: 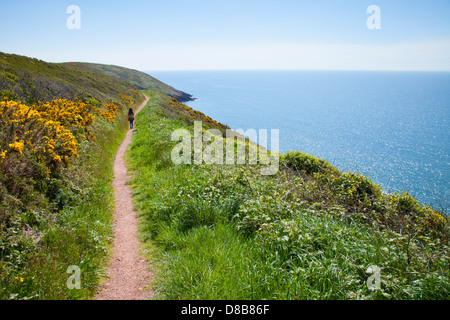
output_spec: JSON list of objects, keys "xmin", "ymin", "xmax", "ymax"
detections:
[{"xmin": 128, "ymin": 108, "xmax": 135, "ymax": 129}]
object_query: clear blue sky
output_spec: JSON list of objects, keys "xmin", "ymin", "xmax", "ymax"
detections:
[{"xmin": 1, "ymin": 0, "xmax": 450, "ymax": 71}]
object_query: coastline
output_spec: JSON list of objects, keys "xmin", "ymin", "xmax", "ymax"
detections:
[
  {"xmin": 156, "ymin": 70, "xmax": 449, "ymax": 212},
  {"xmin": 127, "ymin": 90, "xmax": 450, "ymax": 300}
]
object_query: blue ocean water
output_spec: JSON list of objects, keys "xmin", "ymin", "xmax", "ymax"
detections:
[{"xmin": 150, "ymin": 71, "xmax": 450, "ymax": 210}]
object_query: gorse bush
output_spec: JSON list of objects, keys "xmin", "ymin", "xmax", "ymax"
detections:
[
  {"xmin": 331, "ymin": 172, "xmax": 383, "ymax": 208},
  {"xmin": 0, "ymin": 98, "xmax": 119, "ymax": 175},
  {"xmin": 283, "ymin": 151, "xmax": 339, "ymax": 176},
  {"xmin": 389, "ymin": 192, "xmax": 448, "ymax": 239},
  {"xmin": 0, "ymin": 90, "xmax": 141, "ymax": 299},
  {"xmin": 282, "ymin": 151, "xmax": 448, "ymax": 243}
]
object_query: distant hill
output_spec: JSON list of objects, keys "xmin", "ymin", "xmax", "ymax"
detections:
[
  {"xmin": 64, "ymin": 62, "xmax": 194, "ymax": 102},
  {"xmin": 0, "ymin": 52, "xmax": 138, "ymax": 104},
  {"xmin": 0, "ymin": 52, "xmax": 193, "ymax": 104}
]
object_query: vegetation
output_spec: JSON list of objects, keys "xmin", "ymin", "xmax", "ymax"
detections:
[
  {"xmin": 0, "ymin": 52, "xmax": 140, "ymax": 106},
  {"xmin": 1, "ymin": 52, "xmax": 448, "ymax": 300},
  {"xmin": 64, "ymin": 62, "xmax": 193, "ymax": 102},
  {"xmin": 0, "ymin": 52, "xmax": 145, "ymax": 299},
  {"xmin": 128, "ymin": 92, "xmax": 449, "ymax": 300},
  {"xmin": 167, "ymin": 97, "xmax": 229, "ymax": 133}
]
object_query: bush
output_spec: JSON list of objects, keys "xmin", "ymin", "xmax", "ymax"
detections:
[
  {"xmin": 390, "ymin": 192, "xmax": 448, "ymax": 239},
  {"xmin": 0, "ymin": 92, "xmax": 138, "ymax": 299},
  {"xmin": 0, "ymin": 89, "xmax": 18, "ymax": 101},
  {"xmin": 331, "ymin": 172, "xmax": 383, "ymax": 208},
  {"xmin": 283, "ymin": 151, "xmax": 340, "ymax": 176}
]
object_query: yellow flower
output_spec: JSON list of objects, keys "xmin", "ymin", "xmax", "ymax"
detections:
[
  {"xmin": 9, "ymin": 141, "xmax": 24, "ymax": 154},
  {"xmin": 0, "ymin": 150, "xmax": 6, "ymax": 163},
  {"xmin": 1, "ymin": 96, "xmax": 130, "ymax": 170}
]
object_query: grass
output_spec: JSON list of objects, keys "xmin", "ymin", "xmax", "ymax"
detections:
[
  {"xmin": 128, "ymin": 91, "xmax": 449, "ymax": 300},
  {"xmin": 1, "ymin": 51, "xmax": 150, "ymax": 300},
  {"xmin": 64, "ymin": 62, "xmax": 193, "ymax": 102},
  {"xmin": 0, "ymin": 92, "xmax": 144, "ymax": 299},
  {"xmin": 0, "ymin": 51, "xmax": 137, "ymax": 105},
  {"xmin": 2, "ymin": 49, "xmax": 447, "ymax": 300}
]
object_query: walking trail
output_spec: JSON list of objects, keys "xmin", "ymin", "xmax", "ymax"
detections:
[{"xmin": 95, "ymin": 94, "xmax": 153, "ymax": 300}]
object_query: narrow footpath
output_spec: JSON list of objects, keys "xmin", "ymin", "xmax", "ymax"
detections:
[{"xmin": 95, "ymin": 94, "xmax": 153, "ymax": 300}]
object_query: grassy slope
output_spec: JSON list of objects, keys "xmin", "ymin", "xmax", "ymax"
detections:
[
  {"xmin": 128, "ymin": 91, "xmax": 449, "ymax": 300},
  {"xmin": 64, "ymin": 62, "xmax": 194, "ymax": 102},
  {"xmin": 0, "ymin": 52, "xmax": 145, "ymax": 299},
  {"xmin": 3, "ymin": 105, "xmax": 136, "ymax": 299},
  {"xmin": 0, "ymin": 52, "xmax": 138, "ymax": 105},
  {"xmin": 1, "ymin": 52, "xmax": 448, "ymax": 300}
]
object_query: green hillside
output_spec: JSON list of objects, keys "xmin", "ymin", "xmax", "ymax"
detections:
[
  {"xmin": 1, "ymin": 52, "xmax": 448, "ymax": 300},
  {"xmin": 129, "ymin": 92, "xmax": 449, "ymax": 300},
  {"xmin": 0, "ymin": 52, "xmax": 145, "ymax": 299},
  {"xmin": 0, "ymin": 52, "xmax": 193, "ymax": 105},
  {"xmin": 0, "ymin": 52, "xmax": 139, "ymax": 105},
  {"xmin": 64, "ymin": 62, "xmax": 193, "ymax": 102}
]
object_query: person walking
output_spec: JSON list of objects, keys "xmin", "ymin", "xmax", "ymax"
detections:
[{"xmin": 128, "ymin": 108, "xmax": 135, "ymax": 129}]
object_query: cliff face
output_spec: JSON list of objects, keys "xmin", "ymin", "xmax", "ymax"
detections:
[{"xmin": 64, "ymin": 62, "xmax": 194, "ymax": 102}]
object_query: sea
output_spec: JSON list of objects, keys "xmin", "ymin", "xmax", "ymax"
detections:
[{"xmin": 149, "ymin": 71, "xmax": 450, "ymax": 211}]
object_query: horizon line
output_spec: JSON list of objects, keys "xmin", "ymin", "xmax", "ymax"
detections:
[
  {"xmin": 2, "ymin": 51, "xmax": 450, "ymax": 73},
  {"xmin": 144, "ymin": 69, "xmax": 450, "ymax": 73}
]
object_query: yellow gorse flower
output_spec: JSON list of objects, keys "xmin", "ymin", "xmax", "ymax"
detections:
[
  {"xmin": 0, "ymin": 96, "xmax": 123, "ymax": 171},
  {"xmin": 9, "ymin": 141, "xmax": 24, "ymax": 154},
  {"xmin": 0, "ymin": 150, "xmax": 6, "ymax": 163}
]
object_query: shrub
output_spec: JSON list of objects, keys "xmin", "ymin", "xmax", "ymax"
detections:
[
  {"xmin": 0, "ymin": 96, "xmax": 123, "ymax": 260},
  {"xmin": 0, "ymin": 91, "xmax": 143, "ymax": 300},
  {"xmin": 283, "ymin": 151, "xmax": 340, "ymax": 176},
  {"xmin": 390, "ymin": 192, "xmax": 448, "ymax": 239},
  {"xmin": 331, "ymin": 172, "xmax": 383, "ymax": 209},
  {"xmin": 0, "ymin": 89, "xmax": 18, "ymax": 101},
  {"xmin": 0, "ymin": 98, "xmax": 120, "ymax": 170}
]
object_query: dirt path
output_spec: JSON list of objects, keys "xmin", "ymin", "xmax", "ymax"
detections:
[{"xmin": 95, "ymin": 95, "xmax": 153, "ymax": 300}]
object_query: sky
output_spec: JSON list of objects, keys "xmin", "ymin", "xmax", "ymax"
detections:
[{"xmin": 1, "ymin": 0, "xmax": 450, "ymax": 71}]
